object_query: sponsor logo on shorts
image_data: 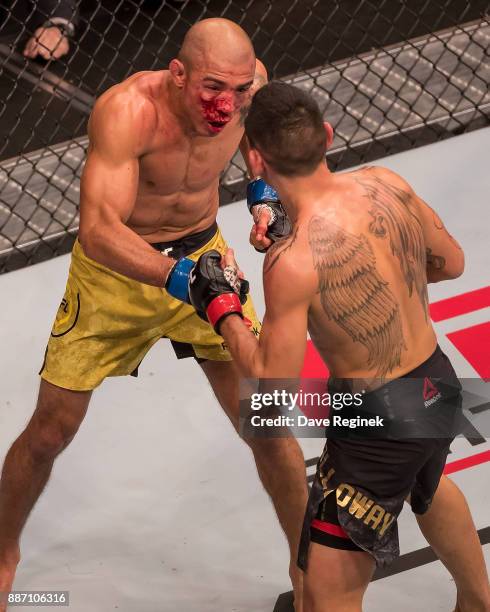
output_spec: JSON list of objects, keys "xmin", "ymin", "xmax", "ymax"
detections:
[
  {"xmin": 51, "ymin": 290, "xmax": 81, "ymax": 337},
  {"xmin": 423, "ymin": 376, "xmax": 442, "ymax": 408}
]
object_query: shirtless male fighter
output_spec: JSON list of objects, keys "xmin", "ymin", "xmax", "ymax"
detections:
[
  {"xmin": 0, "ymin": 20, "xmax": 308, "ymax": 610},
  {"xmin": 187, "ymin": 82, "xmax": 490, "ymax": 611}
]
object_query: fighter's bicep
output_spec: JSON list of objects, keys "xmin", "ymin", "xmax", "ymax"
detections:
[
  {"xmin": 416, "ymin": 197, "xmax": 465, "ymax": 278},
  {"xmin": 260, "ymin": 302, "xmax": 308, "ymax": 378},
  {"xmin": 260, "ymin": 266, "xmax": 310, "ymax": 377},
  {"xmin": 81, "ymin": 147, "xmax": 139, "ymax": 218},
  {"xmin": 79, "ymin": 148, "xmax": 139, "ymax": 239},
  {"xmin": 81, "ymin": 97, "xmax": 145, "ymax": 222}
]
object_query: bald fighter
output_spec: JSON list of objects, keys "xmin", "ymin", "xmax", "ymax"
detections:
[
  {"xmin": 188, "ymin": 82, "xmax": 490, "ymax": 611},
  {"xmin": 0, "ymin": 20, "xmax": 308, "ymax": 610}
]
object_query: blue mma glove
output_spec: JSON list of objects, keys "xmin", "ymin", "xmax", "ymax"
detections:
[
  {"xmin": 247, "ymin": 178, "xmax": 292, "ymax": 251},
  {"xmin": 165, "ymin": 257, "xmax": 195, "ymax": 303}
]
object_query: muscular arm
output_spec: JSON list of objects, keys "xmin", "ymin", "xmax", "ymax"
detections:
[
  {"xmin": 417, "ymin": 198, "xmax": 465, "ymax": 283},
  {"xmin": 239, "ymin": 59, "xmax": 268, "ymax": 177},
  {"xmin": 79, "ymin": 92, "xmax": 174, "ymax": 286},
  {"xmin": 219, "ymin": 241, "xmax": 310, "ymax": 379}
]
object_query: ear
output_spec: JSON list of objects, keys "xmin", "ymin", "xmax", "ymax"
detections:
[
  {"xmin": 169, "ymin": 59, "xmax": 186, "ymax": 88},
  {"xmin": 248, "ymin": 147, "xmax": 266, "ymax": 179},
  {"xmin": 324, "ymin": 122, "xmax": 334, "ymax": 149}
]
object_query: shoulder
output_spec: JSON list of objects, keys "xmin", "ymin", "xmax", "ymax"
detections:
[
  {"xmin": 263, "ymin": 227, "xmax": 316, "ymax": 301},
  {"xmin": 357, "ymin": 165, "xmax": 415, "ymax": 194},
  {"xmin": 92, "ymin": 72, "xmax": 160, "ymax": 122},
  {"xmin": 88, "ymin": 73, "xmax": 160, "ymax": 156},
  {"xmin": 263, "ymin": 227, "xmax": 299, "ymax": 275}
]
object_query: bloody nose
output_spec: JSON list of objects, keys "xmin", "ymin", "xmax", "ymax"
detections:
[{"xmin": 216, "ymin": 96, "xmax": 234, "ymax": 114}]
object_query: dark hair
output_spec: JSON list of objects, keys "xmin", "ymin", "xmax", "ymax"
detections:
[{"xmin": 245, "ymin": 81, "xmax": 326, "ymax": 176}]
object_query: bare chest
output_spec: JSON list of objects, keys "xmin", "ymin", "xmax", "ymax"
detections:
[{"xmin": 138, "ymin": 128, "xmax": 242, "ymax": 196}]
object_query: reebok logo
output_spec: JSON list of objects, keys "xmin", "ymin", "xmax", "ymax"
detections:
[{"xmin": 423, "ymin": 377, "xmax": 441, "ymax": 408}]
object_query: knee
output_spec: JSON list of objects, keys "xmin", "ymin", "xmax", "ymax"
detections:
[
  {"xmin": 26, "ymin": 421, "xmax": 71, "ymax": 461},
  {"xmin": 26, "ymin": 404, "xmax": 83, "ymax": 461}
]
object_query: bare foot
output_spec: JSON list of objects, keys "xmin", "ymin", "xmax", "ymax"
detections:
[
  {"xmin": 0, "ymin": 544, "xmax": 20, "ymax": 612},
  {"xmin": 290, "ymin": 561, "xmax": 303, "ymax": 612}
]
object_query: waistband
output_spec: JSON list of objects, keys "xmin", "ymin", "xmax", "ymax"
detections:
[
  {"xmin": 400, "ymin": 344, "xmax": 443, "ymax": 378},
  {"xmin": 328, "ymin": 344, "xmax": 448, "ymax": 393},
  {"xmin": 150, "ymin": 221, "xmax": 218, "ymax": 259},
  {"xmin": 363, "ymin": 342, "xmax": 462, "ymax": 405},
  {"xmin": 327, "ymin": 343, "xmax": 463, "ymax": 438}
]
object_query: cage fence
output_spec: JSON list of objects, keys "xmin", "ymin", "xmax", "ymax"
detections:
[{"xmin": 0, "ymin": 0, "xmax": 488, "ymax": 272}]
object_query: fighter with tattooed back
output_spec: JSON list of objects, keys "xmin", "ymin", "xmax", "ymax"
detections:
[{"xmin": 188, "ymin": 82, "xmax": 490, "ymax": 611}]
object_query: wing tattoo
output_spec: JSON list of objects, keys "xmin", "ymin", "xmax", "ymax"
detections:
[
  {"xmin": 357, "ymin": 176, "xmax": 428, "ymax": 316},
  {"xmin": 308, "ymin": 216, "xmax": 406, "ymax": 377},
  {"xmin": 264, "ymin": 227, "xmax": 298, "ymax": 274}
]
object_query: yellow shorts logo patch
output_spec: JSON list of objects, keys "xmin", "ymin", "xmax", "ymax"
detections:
[{"xmin": 51, "ymin": 286, "xmax": 81, "ymax": 337}]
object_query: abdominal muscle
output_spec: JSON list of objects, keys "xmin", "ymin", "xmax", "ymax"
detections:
[{"xmin": 126, "ymin": 180, "xmax": 220, "ymax": 243}]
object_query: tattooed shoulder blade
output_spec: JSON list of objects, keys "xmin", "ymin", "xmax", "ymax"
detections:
[
  {"xmin": 308, "ymin": 215, "xmax": 406, "ymax": 377},
  {"xmin": 355, "ymin": 175, "xmax": 429, "ymax": 318}
]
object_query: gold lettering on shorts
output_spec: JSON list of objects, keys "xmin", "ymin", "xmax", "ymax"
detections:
[
  {"xmin": 318, "ymin": 446, "xmax": 329, "ymax": 467},
  {"xmin": 379, "ymin": 512, "xmax": 395, "ymax": 536},
  {"xmin": 320, "ymin": 467, "xmax": 335, "ymax": 491},
  {"xmin": 349, "ymin": 492, "xmax": 374, "ymax": 519},
  {"xmin": 336, "ymin": 484, "xmax": 355, "ymax": 507},
  {"xmin": 334, "ymin": 483, "xmax": 396, "ymax": 537},
  {"xmin": 363, "ymin": 504, "xmax": 385, "ymax": 530}
]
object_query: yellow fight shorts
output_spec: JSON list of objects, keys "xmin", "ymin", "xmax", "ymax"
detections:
[{"xmin": 40, "ymin": 222, "xmax": 261, "ymax": 391}]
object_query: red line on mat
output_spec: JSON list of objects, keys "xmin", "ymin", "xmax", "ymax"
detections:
[
  {"xmin": 429, "ymin": 286, "xmax": 490, "ymax": 322},
  {"xmin": 444, "ymin": 449, "xmax": 490, "ymax": 475}
]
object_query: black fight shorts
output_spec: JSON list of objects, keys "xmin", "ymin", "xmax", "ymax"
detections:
[{"xmin": 298, "ymin": 345, "xmax": 463, "ymax": 569}]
